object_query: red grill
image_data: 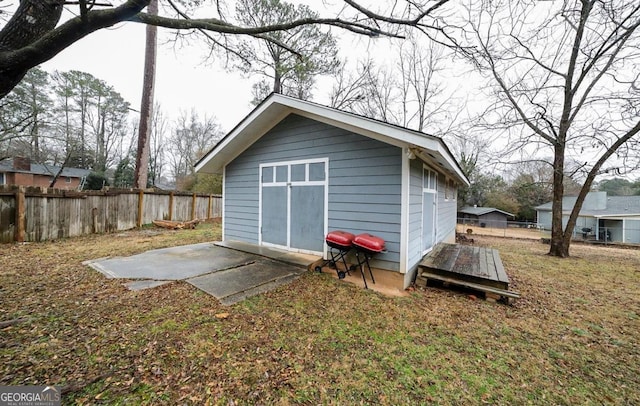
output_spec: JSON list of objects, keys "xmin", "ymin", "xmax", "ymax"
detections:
[
  {"xmin": 326, "ymin": 230, "xmax": 355, "ymax": 249},
  {"xmin": 315, "ymin": 230, "xmax": 355, "ymax": 279},
  {"xmin": 315, "ymin": 231, "xmax": 386, "ymax": 290},
  {"xmin": 352, "ymin": 233, "xmax": 386, "ymax": 289},
  {"xmin": 352, "ymin": 233, "xmax": 385, "ymax": 253}
]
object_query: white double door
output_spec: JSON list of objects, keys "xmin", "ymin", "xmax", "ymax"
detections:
[{"xmin": 259, "ymin": 158, "xmax": 328, "ymax": 255}]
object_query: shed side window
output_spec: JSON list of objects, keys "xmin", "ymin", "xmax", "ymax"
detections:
[
  {"xmin": 444, "ymin": 179, "xmax": 450, "ymax": 200},
  {"xmin": 423, "ymin": 168, "xmax": 437, "ymax": 191},
  {"xmin": 0, "ymin": 173, "xmax": 5, "ymax": 185}
]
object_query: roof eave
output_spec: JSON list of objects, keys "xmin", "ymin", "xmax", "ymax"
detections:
[{"xmin": 195, "ymin": 94, "xmax": 469, "ymax": 185}]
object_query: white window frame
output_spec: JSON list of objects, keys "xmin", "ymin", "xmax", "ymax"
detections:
[{"xmin": 421, "ymin": 165, "xmax": 438, "ymax": 255}]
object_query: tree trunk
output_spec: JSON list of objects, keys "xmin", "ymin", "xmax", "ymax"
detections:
[
  {"xmin": 273, "ymin": 68, "xmax": 282, "ymax": 94},
  {"xmin": 134, "ymin": 0, "xmax": 158, "ymax": 189},
  {"xmin": 548, "ymin": 143, "xmax": 568, "ymax": 257}
]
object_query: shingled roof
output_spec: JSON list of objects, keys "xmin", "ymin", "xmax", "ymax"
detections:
[
  {"xmin": 535, "ymin": 192, "xmax": 640, "ymax": 217},
  {"xmin": 458, "ymin": 206, "xmax": 515, "ymax": 217},
  {"xmin": 0, "ymin": 158, "xmax": 90, "ymax": 179}
]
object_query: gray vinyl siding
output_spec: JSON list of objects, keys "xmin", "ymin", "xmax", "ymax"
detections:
[
  {"xmin": 407, "ymin": 158, "xmax": 424, "ymax": 269},
  {"xmin": 224, "ymin": 162, "xmax": 260, "ymax": 243},
  {"xmin": 404, "ymin": 158, "xmax": 425, "ymax": 287},
  {"xmin": 436, "ymin": 175, "xmax": 456, "ymax": 244},
  {"xmin": 224, "ymin": 113, "xmax": 402, "ymax": 270},
  {"xmin": 478, "ymin": 212, "xmax": 508, "ymax": 229},
  {"xmin": 574, "ymin": 216, "xmax": 596, "ymax": 233},
  {"xmin": 537, "ymin": 211, "xmax": 551, "ymax": 229}
]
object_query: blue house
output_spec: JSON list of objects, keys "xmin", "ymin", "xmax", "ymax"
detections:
[
  {"xmin": 195, "ymin": 94, "xmax": 469, "ymax": 289},
  {"xmin": 536, "ymin": 191, "xmax": 640, "ymax": 243}
]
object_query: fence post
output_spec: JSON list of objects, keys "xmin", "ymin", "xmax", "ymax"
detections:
[
  {"xmin": 168, "ymin": 192, "xmax": 174, "ymax": 221},
  {"xmin": 207, "ymin": 194, "xmax": 212, "ymax": 219},
  {"xmin": 14, "ymin": 186, "xmax": 25, "ymax": 242},
  {"xmin": 191, "ymin": 193, "xmax": 197, "ymax": 220},
  {"xmin": 137, "ymin": 190, "xmax": 144, "ymax": 228},
  {"xmin": 92, "ymin": 207, "xmax": 98, "ymax": 234}
]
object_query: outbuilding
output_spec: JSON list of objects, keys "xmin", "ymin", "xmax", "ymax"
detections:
[
  {"xmin": 536, "ymin": 191, "xmax": 640, "ymax": 243},
  {"xmin": 195, "ymin": 94, "xmax": 469, "ymax": 289},
  {"xmin": 457, "ymin": 206, "xmax": 515, "ymax": 229}
]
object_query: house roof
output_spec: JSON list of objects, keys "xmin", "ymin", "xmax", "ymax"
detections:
[
  {"xmin": 535, "ymin": 193, "xmax": 640, "ymax": 217},
  {"xmin": 458, "ymin": 206, "xmax": 515, "ymax": 217},
  {"xmin": 0, "ymin": 159, "xmax": 90, "ymax": 178},
  {"xmin": 195, "ymin": 93, "xmax": 470, "ymax": 186}
]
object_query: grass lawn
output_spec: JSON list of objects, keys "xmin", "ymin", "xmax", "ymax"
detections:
[{"xmin": 1, "ymin": 220, "xmax": 639, "ymax": 404}]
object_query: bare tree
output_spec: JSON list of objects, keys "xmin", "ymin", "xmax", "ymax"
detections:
[
  {"xmin": 0, "ymin": 0, "xmax": 452, "ymax": 99},
  {"xmin": 397, "ymin": 36, "xmax": 446, "ymax": 132},
  {"xmin": 168, "ymin": 109, "xmax": 222, "ymax": 189},
  {"xmin": 330, "ymin": 37, "xmax": 455, "ymax": 135},
  {"xmin": 149, "ymin": 102, "xmax": 168, "ymax": 186},
  {"xmin": 458, "ymin": 0, "xmax": 640, "ymax": 257}
]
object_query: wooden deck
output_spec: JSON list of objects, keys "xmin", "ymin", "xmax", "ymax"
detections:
[{"xmin": 417, "ymin": 243, "xmax": 519, "ymax": 301}]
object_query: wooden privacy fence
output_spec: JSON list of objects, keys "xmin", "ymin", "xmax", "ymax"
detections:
[{"xmin": 0, "ymin": 186, "xmax": 222, "ymax": 243}]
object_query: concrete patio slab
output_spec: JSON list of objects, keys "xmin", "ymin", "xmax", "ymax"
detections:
[
  {"xmin": 84, "ymin": 242, "xmax": 315, "ymax": 304},
  {"xmin": 85, "ymin": 243, "xmax": 257, "ymax": 281},
  {"xmin": 187, "ymin": 259, "xmax": 305, "ymax": 305}
]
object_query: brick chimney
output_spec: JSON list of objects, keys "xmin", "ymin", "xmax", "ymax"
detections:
[{"xmin": 13, "ymin": 157, "xmax": 31, "ymax": 171}]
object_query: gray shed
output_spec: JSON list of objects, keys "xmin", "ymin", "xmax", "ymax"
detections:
[
  {"xmin": 458, "ymin": 207, "xmax": 515, "ymax": 229},
  {"xmin": 195, "ymin": 94, "xmax": 469, "ymax": 289}
]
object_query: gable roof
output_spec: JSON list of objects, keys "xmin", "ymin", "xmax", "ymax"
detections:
[
  {"xmin": 458, "ymin": 206, "xmax": 515, "ymax": 217},
  {"xmin": 535, "ymin": 192, "xmax": 640, "ymax": 217},
  {"xmin": 0, "ymin": 159, "xmax": 90, "ymax": 178},
  {"xmin": 195, "ymin": 93, "xmax": 469, "ymax": 186}
]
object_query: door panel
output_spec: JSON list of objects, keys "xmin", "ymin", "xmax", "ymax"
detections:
[
  {"xmin": 290, "ymin": 185, "xmax": 325, "ymax": 252},
  {"xmin": 422, "ymin": 192, "xmax": 435, "ymax": 251},
  {"xmin": 261, "ymin": 186, "xmax": 288, "ymax": 247}
]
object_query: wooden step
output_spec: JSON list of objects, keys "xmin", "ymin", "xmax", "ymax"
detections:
[{"xmin": 419, "ymin": 270, "xmax": 520, "ymax": 300}]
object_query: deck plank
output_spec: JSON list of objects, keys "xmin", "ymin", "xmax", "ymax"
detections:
[
  {"xmin": 419, "ymin": 243, "xmax": 512, "ymax": 293},
  {"xmin": 477, "ymin": 247, "xmax": 489, "ymax": 278},
  {"xmin": 492, "ymin": 249, "xmax": 510, "ymax": 283},
  {"xmin": 485, "ymin": 248, "xmax": 497, "ymax": 280},
  {"xmin": 420, "ymin": 271, "xmax": 520, "ymax": 299},
  {"xmin": 420, "ymin": 243, "xmax": 460, "ymax": 272}
]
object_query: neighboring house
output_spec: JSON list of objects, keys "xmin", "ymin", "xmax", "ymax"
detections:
[
  {"xmin": 195, "ymin": 93, "xmax": 469, "ymax": 289},
  {"xmin": 0, "ymin": 157, "xmax": 90, "ymax": 190},
  {"xmin": 458, "ymin": 206, "xmax": 515, "ymax": 229},
  {"xmin": 535, "ymin": 191, "xmax": 640, "ymax": 243}
]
